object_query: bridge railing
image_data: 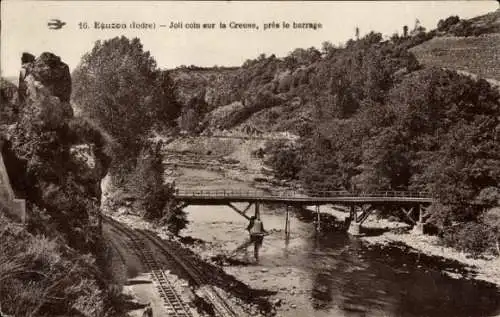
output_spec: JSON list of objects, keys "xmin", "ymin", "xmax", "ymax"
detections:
[{"xmin": 174, "ymin": 189, "xmax": 432, "ymax": 199}]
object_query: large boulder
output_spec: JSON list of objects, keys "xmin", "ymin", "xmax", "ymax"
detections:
[
  {"xmin": 27, "ymin": 52, "xmax": 72, "ymax": 103},
  {"xmin": 19, "ymin": 52, "xmax": 73, "ymax": 128}
]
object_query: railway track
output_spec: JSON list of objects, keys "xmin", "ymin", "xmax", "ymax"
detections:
[
  {"xmin": 139, "ymin": 230, "xmax": 238, "ymax": 317},
  {"xmin": 103, "ymin": 216, "xmax": 238, "ymax": 317},
  {"xmin": 103, "ymin": 217, "xmax": 194, "ymax": 317}
]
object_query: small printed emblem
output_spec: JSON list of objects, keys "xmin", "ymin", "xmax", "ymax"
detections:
[{"xmin": 47, "ymin": 19, "xmax": 66, "ymax": 30}]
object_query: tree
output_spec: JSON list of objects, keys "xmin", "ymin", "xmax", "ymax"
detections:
[
  {"xmin": 321, "ymin": 41, "xmax": 335, "ymax": 56},
  {"xmin": 178, "ymin": 90, "xmax": 207, "ymax": 133},
  {"xmin": 403, "ymin": 25, "xmax": 409, "ymax": 37},
  {"xmin": 72, "ymin": 37, "xmax": 180, "ymax": 170},
  {"xmin": 265, "ymin": 140, "xmax": 304, "ymax": 180},
  {"xmin": 437, "ymin": 15, "xmax": 460, "ymax": 32},
  {"xmin": 126, "ymin": 141, "xmax": 188, "ymax": 234}
]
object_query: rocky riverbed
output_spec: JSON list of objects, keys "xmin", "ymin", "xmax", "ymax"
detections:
[
  {"xmin": 108, "ymin": 137, "xmax": 500, "ymax": 316},
  {"xmin": 169, "ymin": 165, "xmax": 500, "ymax": 316}
]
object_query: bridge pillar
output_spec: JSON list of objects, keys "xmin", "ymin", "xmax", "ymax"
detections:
[
  {"xmin": 412, "ymin": 222, "xmax": 425, "ymax": 235},
  {"xmin": 255, "ymin": 202, "xmax": 260, "ymax": 219},
  {"xmin": 347, "ymin": 205, "xmax": 372, "ymax": 236},
  {"xmin": 315, "ymin": 205, "xmax": 321, "ymax": 231},
  {"xmin": 412, "ymin": 204, "xmax": 425, "ymax": 235},
  {"xmin": 348, "ymin": 222, "xmax": 361, "ymax": 235},
  {"xmin": 284, "ymin": 205, "xmax": 290, "ymax": 238}
]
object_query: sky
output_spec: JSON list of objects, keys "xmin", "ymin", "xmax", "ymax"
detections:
[{"xmin": 1, "ymin": 1, "xmax": 498, "ymax": 78}]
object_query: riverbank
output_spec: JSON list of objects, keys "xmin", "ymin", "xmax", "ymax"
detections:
[
  {"xmin": 156, "ymin": 137, "xmax": 500, "ymax": 316},
  {"xmin": 317, "ymin": 204, "xmax": 500, "ymax": 287},
  {"xmin": 171, "ymin": 150, "xmax": 500, "ymax": 290},
  {"xmin": 362, "ymin": 230, "xmax": 500, "ymax": 287}
]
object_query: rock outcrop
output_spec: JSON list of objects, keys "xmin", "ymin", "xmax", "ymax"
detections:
[
  {"xmin": 1, "ymin": 52, "xmax": 110, "ymax": 252},
  {"xmin": 18, "ymin": 52, "xmax": 73, "ymax": 128},
  {"xmin": 22, "ymin": 52, "xmax": 72, "ymax": 103}
]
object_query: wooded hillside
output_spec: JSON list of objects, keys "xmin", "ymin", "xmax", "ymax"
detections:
[{"xmin": 169, "ymin": 11, "xmax": 500, "ymax": 254}]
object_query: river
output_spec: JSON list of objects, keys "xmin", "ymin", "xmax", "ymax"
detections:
[
  {"xmin": 176, "ymin": 168, "xmax": 500, "ymax": 316},
  {"xmin": 180, "ymin": 203, "xmax": 500, "ymax": 317}
]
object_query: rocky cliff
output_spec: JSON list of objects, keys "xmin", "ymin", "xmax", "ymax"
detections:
[{"xmin": 1, "ymin": 52, "xmax": 110, "ymax": 252}]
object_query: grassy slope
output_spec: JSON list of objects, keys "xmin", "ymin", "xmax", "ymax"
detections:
[
  {"xmin": 411, "ymin": 10, "xmax": 500, "ymax": 81},
  {"xmin": 411, "ymin": 34, "xmax": 500, "ymax": 81}
]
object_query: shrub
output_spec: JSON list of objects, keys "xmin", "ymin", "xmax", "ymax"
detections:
[
  {"xmin": 264, "ymin": 140, "xmax": 304, "ymax": 180},
  {"xmin": 437, "ymin": 16, "xmax": 460, "ymax": 32},
  {"xmin": 0, "ymin": 214, "xmax": 124, "ymax": 317},
  {"xmin": 160, "ymin": 199, "xmax": 189, "ymax": 236},
  {"xmin": 125, "ymin": 141, "xmax": 188, "ymax": 234},
  {"xmin": 442, "ymin": 222, "xmax": 497, "ymax": 257}
]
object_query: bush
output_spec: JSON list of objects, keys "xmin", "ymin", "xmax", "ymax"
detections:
[
  {"xmin": 264, "ymin": 140, "xmax": 304, "ymax": 180},
  {"xmin": 0, "ymin": 214, "xmax": 124, "ymax": 317},
  {"xmin": 442, "ymin": 222, "xmax": 497, "ymax": 257},
  {"xmin": 125, "ymin": 141, "xmax": 188, "ymax": 234},
  {"xmin": 437, "ymin": 16, "xmax": 460, "ymax": 32},
  {"xmin": 160, "ymin": 199, "xmax": 189, "ymax": 236}
]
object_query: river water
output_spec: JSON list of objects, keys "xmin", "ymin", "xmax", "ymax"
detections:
[
  {"xmin": 182, "ymin": 203, "xmax": 500, "ymax": 317},
  {"xmin": 176, "ymin": 168, "xmax": 500, "ymax": 316}
]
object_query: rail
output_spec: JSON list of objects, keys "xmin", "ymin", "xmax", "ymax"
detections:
[
  {"xmin": 104, "ymin": 216, "xmax": 237, "ymax": 317},
  {"xmin": 174, "ymin": 189, "xmax": 433, "ymax": 199},
  {"xmin": 102, "ymin": 217, "xmax": 193, "ymax": 317}
]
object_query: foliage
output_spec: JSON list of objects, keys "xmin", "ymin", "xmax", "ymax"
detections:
[
  {"xmin": 437, "ymin": 16, "xmax": 460, "ymax": 32},
  {"xmin": 0, "ymin": 78, "xmax": 19, "ymax": 125},
  {"xmin": 0, "ymin": 213, "xmax": 125, "ymax": 317},
  {"xmin": 125, "ymin": 141, "xmax": 188, "ymax": 234},
  {"xmin": 160, "ymin": 199, "xmax": 189, "ymax": 236},
  {"xmin": 72, "ymin": 36, "xmax": 181, "ymax": 170},
  {"xmin": 264, "ymin": 140, "xmax": 304, "ymax": 180},
  {"xmin": 442, "ymin": 221, "xmax": 498, "ymax": 257},
  {"xmin": 177, "ymin": 89, "xmax": 208, "ymax": 133},
  {"xmin": 483, "ymin": 208, "xmax": 500, "ymax": 256}
]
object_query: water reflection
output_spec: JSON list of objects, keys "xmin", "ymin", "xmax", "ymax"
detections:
[
  {"xmin": 183, "ymin": 203, "xmax": 500, "ymax": 316},
  {"xmin": 307, "ymin": 231, "xmax": 500, "ymax": 317}
]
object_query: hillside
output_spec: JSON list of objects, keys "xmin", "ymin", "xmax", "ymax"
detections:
[
  {"xmin": 411, "ymin": 10, "xmax": 500, "ymax": 82},
  {"xmin": 166, "ymin": 10, "xmax": 500, "ymax": 255},
  {"xmin": 169, "ymin": 66, "xmax": 238, "ymax": 109},
  {"xmin": 169, "ymin": 9, "xmax": 500, "ymax": 137},
  {"xmin": 411, "ymin": 34, "xmax": 500, "ymax": 82}
]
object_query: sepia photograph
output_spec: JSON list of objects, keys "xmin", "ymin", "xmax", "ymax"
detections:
[{"xmin": 1, "ymin": 1, "xmax": 500, "ymax": 316}]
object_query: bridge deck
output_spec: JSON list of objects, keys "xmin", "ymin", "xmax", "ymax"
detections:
[{"xmin": 174, "ymin": 189, "xmax": 434, "ymax": 205}]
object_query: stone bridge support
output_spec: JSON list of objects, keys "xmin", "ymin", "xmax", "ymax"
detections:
[
  {"xmin": 347, "ymin": 204, "xmax": 375, "ymax": 235},
  {"xmin": 347, "ymin": 203, "xmax": 431, "ymax": 236}
]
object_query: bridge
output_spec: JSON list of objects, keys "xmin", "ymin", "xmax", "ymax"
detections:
[{"xmin": 174, "ymin": 189, "xmax": 434, "ymax": 235}]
